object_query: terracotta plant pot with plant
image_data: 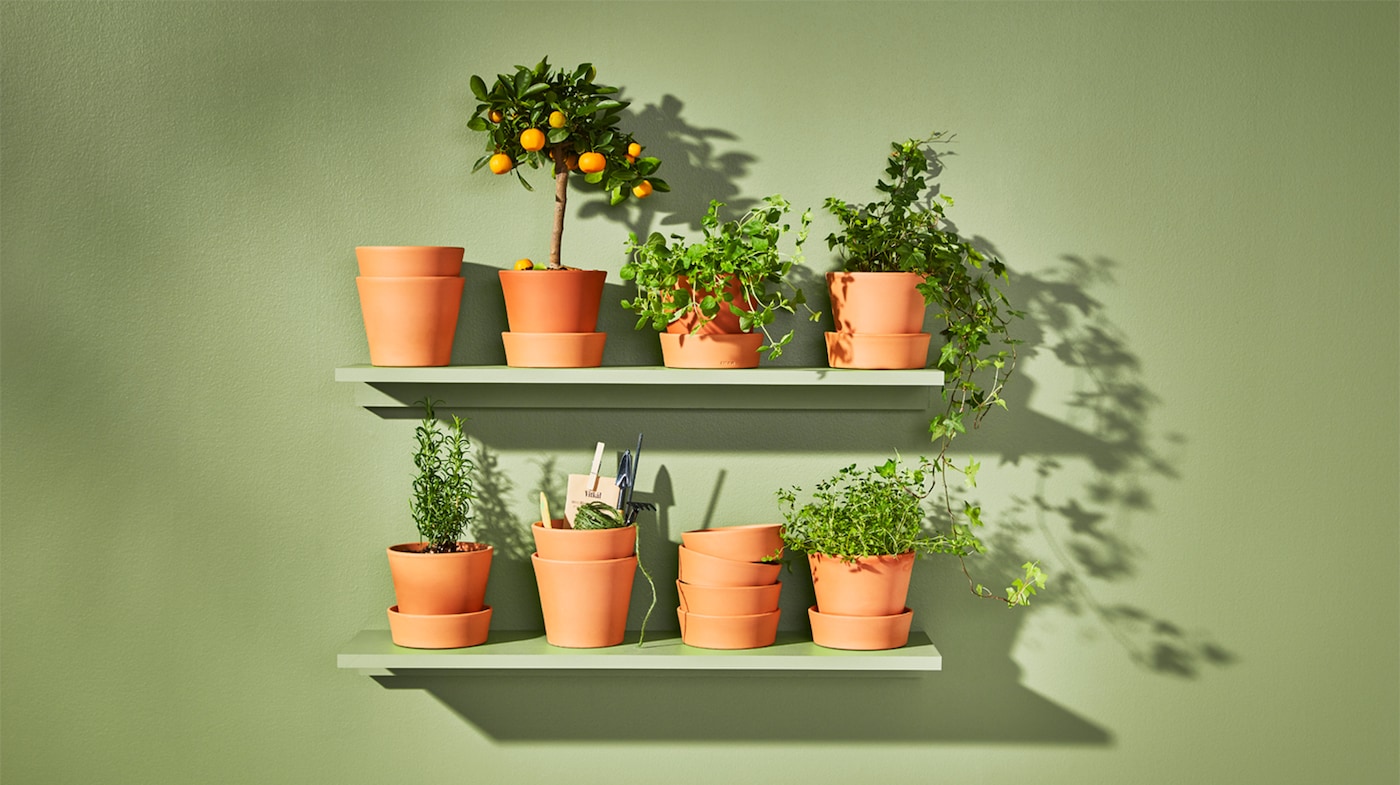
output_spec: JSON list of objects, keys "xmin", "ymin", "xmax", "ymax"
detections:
[
  {"xmin": 621, "ymin": 196, "xmax": 819, "ymax": 369},
  {"xmin": 355, "ymin": 246, "xmax": 465, "ymax": 367},
  {"xmin": 823, "ymin": 132, "xmax": 1009, "ymax": 370},
  {"xmin": 778, "ymin": 457, "xmax": 1046, "ymax": 651},
  {"xmin": 530, "ymin": 501, "xmax": 657, "ymax": 648},
  {"xmin": 385, "ymin": 400, "xmax": 493, "ymax": 649},
  {"xmin": 467, "ymin": 58, "xmax": 668, "ymax": 367}
]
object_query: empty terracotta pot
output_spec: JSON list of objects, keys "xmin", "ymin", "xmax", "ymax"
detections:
[
  {"xmin": 386, "ymin": 543, "xmax": 492, "ymax": 616},
  {"xmin": 532, "ymin": 553, "xmax": 636, "ymax": 648},
  {"xmin": 826, "ymin": 272, "xmax": 926, "ymax": 334},
  {"xmin": 658, "ymin": 333, "xmax": 763, "ymax": 369},
  {"xmin": 808, "ymin": 605, "xmax": 913, "ymax": 650},
  {"xmin": 824, "ymin": 332, "xmax": 932, "ymax": 370},
  {"xmin": 680, "ymin": 524, "xmax": 783, "ymax": 562},
  {"xmin": 808, "ymin": 552, "xmax": 915, "ymax": 617},
  {"xmin": 357, "ymin": 276, "xmax": 465, "ymax": 366},
  {"xmin": 532, "ymin": 520, "xmax": 636, "ymax": 561},
  {"xmin": 677, "ymin": 545, "xmax": 780, "ymax": 587},
  {"xmin": 387, "ymin": 604, "xmax": 492, "ymax": 649},
  {"xmin": 678, "ymin": 607, "xmax": 781, "ymax": 650},
  {"xmin": 502, "ymin": 332, "xmax": 606, "ymax": 368},
  {"xmin": 499, "ymin": 269, "xmax": 605, "ymax": 333},
  {"xmin": 356, "ymin": 246, "xmax": 464, "ymax": 277},
  {"xmin": 676, "ymin": 579, "xmax": 782, "ymax": 616}
]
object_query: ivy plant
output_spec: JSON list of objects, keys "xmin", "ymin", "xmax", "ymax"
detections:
[
  {"xmin": 467, "ymin": 58, "xmax": 668, "ymax": 269},
  {"xmin": 619, "ymin": 196, "xmax": 820, "ymax": 360},
  {"xmin": 409, "ymin": 399, "xmax": 477, "ymax": 553},
  {"xmin": 777, "ymin": 457, "xmax": 1046, "ymax": 607}
]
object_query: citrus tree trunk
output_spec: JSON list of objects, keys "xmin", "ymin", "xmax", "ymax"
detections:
[{"xmin": 549, "ymin": 166, "xmax": 568, "ymax": 270}]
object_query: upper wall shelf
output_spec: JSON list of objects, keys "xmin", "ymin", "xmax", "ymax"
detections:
[
  {"xmin": 334, "ymin": 365, "xmax": 944, "ymax": 410},
  {"xmin": 338, "ymin": 629, "xmax": 942, "ymax": 674}
]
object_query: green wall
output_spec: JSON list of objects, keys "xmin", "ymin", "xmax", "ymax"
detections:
[{"xmin": 3, "ymin": 2, "xmax": 1396, "ymax": 783}]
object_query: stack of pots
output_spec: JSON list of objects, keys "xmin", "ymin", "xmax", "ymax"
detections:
[
  {"xmin": 806, "ymin": 552, "xmax": 915, "ymax": 650},
  {"xmin": 824, "ymin": 272, "xmax": 932, "ymax": 369},
  {"xmin": 385, "ymin": 543, "xmax": 493, "ymax": 649},
  {"xmin": 675, "ymin": 524, "xmax": 783, "ymax": 649},
  {"xmin": 356, "ymin": 246, "xmax": 465, "ymax": 367},
  {"xmin": 531, "ymin": 519, "xmax": 637, "ymax": 648},
  {"xmin": 498, "ymin": 269, "xmax": 608, "ymax": 367}
]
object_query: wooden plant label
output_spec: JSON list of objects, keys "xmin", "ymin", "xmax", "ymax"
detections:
[{"xmin": 565, "ymin": 473, "xmax": 618, "ymax": 526}]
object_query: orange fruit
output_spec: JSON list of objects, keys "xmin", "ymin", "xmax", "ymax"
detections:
[
  {"xmin": 577, "ymin": 152, "xmax": 606, "ymax": 173},
  {"xmin": 565, "ymin": 153, "xmax": 579, "ymax": 171},
  {"xmin": 631, "ymin": 180, "xmax": 653, "ymax": 199},
  {"xmin": 625, "ymin": 154, "xmax": 637, "ymax": 164},
  {"xmin": 627, "ymin": 142, "xmax": 642, "ymax": 157},
  {"xmin": 513, "ymin": 258, "xmax": 534, "ymax": 270},
  {"xmin": 548, "ymin": 111, "xmax": 566, "ymax": 129},
  {"xmin": 520, "ymin": 128, "xmax": 546, "ymax": 151},
  {"xmin": 488, "ymin": 110, "xmax": 503, "ymax": 123},
  {"xmin": 488, "ymin": 153, "xmax": 513, "ymax": 174}
]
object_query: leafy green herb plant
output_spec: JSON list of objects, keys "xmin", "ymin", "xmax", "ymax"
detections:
[
  {"xmin": 468, "ymin": 58, "xmax": 668, "ymax": 269},
  {"xmin": 620, "ymin": 196, "xmax": 820, "ymax": 360},
  {"xmin": 409, "ymin": 399, "xmax": 478, "ymax": 553},
  {"xmin": 777, "ymin": 457, "xmax": 1045, "ymax": 607},
  {"xmin": 570, "ymin": 500, "xmax": 658, "ymax": 645}
]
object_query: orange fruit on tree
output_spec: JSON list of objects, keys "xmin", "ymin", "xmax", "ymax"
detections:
[
  {"xmin": 488, "ymin": 153, "xmax": 513, "ymax": 174},
  {"xmin": 548, "ymin": 111, "xmax": 566, "ymax": 129},
  {"xmin": 489, "ymin": 110, "xmax": 503, "ymax": 123},
  {"xmin": 520, "ymin": 128, "xmax": 546, "ymax": 152},
  {"xmin": 625, "ymin": 154, "xmax": 637, "ymax": 164},
  {"xmin": 565, "ymin": 153, "xmax": 579, "ymax": 171},
  {"xmin": 513, "ymin": 258, "xmax": 535, "ymax": 270},
  {"xmin": 631, "ymin": 180, "xmax": 653, "ymax": 199},
  {"xmin": 577, "ymin": 152, "xmax": 606, "ymax": 174},
  {"xmin": 627, "ymin": 142, "xmax": 642, "ymax": 157}
]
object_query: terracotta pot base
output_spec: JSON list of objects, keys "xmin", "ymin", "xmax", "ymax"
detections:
[
  {"xmin": 824, "ymin": 332, "xmax": 931, "ymax": 369},
  {"xmin": 680, "ymin": 524, "xmax": 783, "ymax": 562},
  {"xmin": 502, "ymin": 332, "xmax": 606, "ymax": 368},
  {"xmin": 658, "ymin": 333, "xmax": 762, "ymax": 369},
  {"xmin": 678, "ymin": 607, "xmax": 781, "ymax": 650},
  {"xmin": 387, "ymin": 604, "xmax": 492, "ymax": 649},
  {"xmin": 808, "ymin": 606, "xmax": 913, "ymax": 651},
  {"xmin": 678, "ymin": 545, "xmax": 781, "ymax": 587},
  {"xmin": 676, "ymin": 579, "xmax": 782, "ymax": 616}
]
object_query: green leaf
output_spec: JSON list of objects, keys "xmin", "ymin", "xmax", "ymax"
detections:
[
  {"xmin": 513, "ymin": 68, "xmax": 530, "ymax": 97},
  {"xmin": 470, "ymin": 154, "xmax": 490, "ymax": 173},
  {"xmin": 610, "ymin": 187, "xmax": 626, "ymax": 206},
  {"xmin": 649, "ymin": 179, "xmax": 671, "ymax": 193},
  {"xmin": 547, "ymin": 128, "xmax": 570, "ymax": 144},
  {"xmin": 583, "ymin": 171, "xmax": 604, "ymax": 185},
  {"xmin": 521, "ymin": 81, "xmax": 550, "ymax": 99},
  {"xmin": 964, "ymin": 459, "xmax": 980, "ymax": 488},
  {"xmin": 469, "ymin": 75, "xmax": 488, "ymax": 101},
  {"xmin": 466, "ymin": 116, "xmax": 488, "ymax": 132}
]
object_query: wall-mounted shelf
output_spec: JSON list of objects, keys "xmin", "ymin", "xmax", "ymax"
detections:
[
  {"xmin": 334, "ymin": 365, "xmax": 944, "ymax": 410},
  {"xmin": 338, "ymin": 629, "xmax": 942, "ymax": 674}
]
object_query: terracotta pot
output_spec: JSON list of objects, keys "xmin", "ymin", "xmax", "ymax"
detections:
[
  {"xmin": 355, "ymin": 246, "xmax": 464, "ymax": 277},
  {"xmin": 532, "ymin": 553, "xmax": 636, "ymax": 648},
  {"xmin": 826, "ymin": 272, "xmax": 926, "ymax": 334},
  {"xmin": 808, "ymin": 552, "xmax": 914, "ymax": 617},
  {"xmin": 499, "ymin": 269, "xmax": 605, "ymax": 333},
  {"xmin": 501, "ymin": 332, "xmax": 606, "ymax": 368},
  {"xmin": 680, "ymin": 524, "xmax": 783, "ymax": 562},
  {"xmin": 824, "ymin": 332, "xmax": 931, "ymax": 370},
  {"xmin": 676, "ymin": 579, "xmax": 782, "ymax": 616},
  {"xmin": 386, "ymin": 543, "xmax": 492, "ymax": 615},
  {"xmin": 678, "ymin": 607, "xmax": 781, "ymax": 650},
  {"xmin": 531, "ymin": 520, "xmax": 636, "ymax": 561},
  {"xmin": 387, "ymin": 604, "xmax": 492, "ymax": 649},
  {"xmin": 658, "ymin": 333, "xmax": 763, "ymax": 369},
  {"xmin": 356, "ymin": 276, "xmax": 464, "ymax": 366},
  {"xmin": 808, "ymin": 605, "xmax": 913, "ymax": 651},
  {"xmin": 677, "ymin": 545, "xmax": 780, "ymax": 587},
  {"xmin": 665, "ymin": 275, "xmax": 749, "ymax": 335}
]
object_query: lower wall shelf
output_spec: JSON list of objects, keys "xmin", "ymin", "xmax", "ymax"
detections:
[{"xmin": 338, "ymin": 629, "xmax": 942, "ymax": 674}]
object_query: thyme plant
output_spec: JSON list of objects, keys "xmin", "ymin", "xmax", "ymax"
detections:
[{"xmin": 409, "ymin": 399, "xmax": 477, "ymax": 553}]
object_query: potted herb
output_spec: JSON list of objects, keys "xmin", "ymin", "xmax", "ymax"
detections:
[
  {"xmin": 385, "ymin": 400, "xmax": 493, "ymax": 649},
  {"xmin": 468, "ymin": 58, "xmax": 668, "ymax": 367},
  {"xmin": 777, "ymin": 457, "xmax": 1045, "ymax": 650},
  {"xmin": 620, "ymin": 195, "xmax": 819, "ymax": 368},
  {"xmin": 823, "ymin": 132, "xmax": 1007, "ymax": 371}
]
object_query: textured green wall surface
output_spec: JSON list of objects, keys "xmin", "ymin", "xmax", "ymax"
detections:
[{"xmin": 3, "ymin": 2, "xmax": 1396, "ymax": 783}]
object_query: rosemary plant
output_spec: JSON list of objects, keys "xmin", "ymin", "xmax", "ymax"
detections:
[{"xmin": 409, "ymin": 399, "xmax": 477, "ymax": 553}]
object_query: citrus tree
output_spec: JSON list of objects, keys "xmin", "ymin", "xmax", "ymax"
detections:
[{"xmin": 468, "ymin": 58, "xmax": 668, "ymax": 270}]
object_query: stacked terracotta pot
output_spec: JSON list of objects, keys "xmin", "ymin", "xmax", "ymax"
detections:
[
  {"xmin": 356, "ymin": 246, "xmax": 465, "ymax": 367},
  {"xmin": 806, "ymin": 552, "xmax": 915, "ymax": 650},
  {"xmin": 824, "ymin": 272, "xmax": 932, "ymax": 369},
  {"xmin": 498, "ymin": 269, "xmax": 607, "ymax": 367},
  {"xmin": 675, "ymin": 524, "xmax": 783, "ymax": 649},
  {"xmin": 531, "ymin": 519, "xmax": 637, "ymax": 648}
]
